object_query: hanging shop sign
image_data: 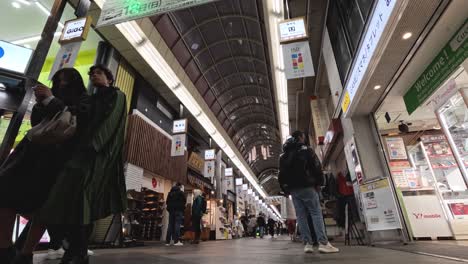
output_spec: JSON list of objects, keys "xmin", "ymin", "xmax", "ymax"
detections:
[
  {"xmin": 359, "ymin": 178, "xmax": 402, "ymax": 231},
  {"xmin": 170, "ymin": 134, "xmax": 186, "ymax": 156},
  {"xmin": 242, "ymin": 184, "xmax": 248, "ymax": 191},
  {"xmin": 342, "ymin": 0, "xmax": 397, "ymax": 115},
  {"xmin": 188, "ymin": 152, "xmax": 204, "ymax": 173},
  {"xmin": 224, "ymin": 176, "xmax": 234, "ymax": 193},
  {"xmin": 59, "ymin": 16, "xmax": 92, "ymax": 44},
  {"xmin": 97, "ymin": 0, "xmax": 218, "ymax": 27},
  {"xmin": 282, "ymin": 41, "xmax": 315, "ymax": 79},
  {"xmin": 204, "ymin": 149, "xmax": 216, "ymax": 160},
  {"xmin": 430, "ymin": 79, "xmax": 458, "ymax": 111},
  {"xmin": 278, "ymin": 17, "xmax": 307, "ymax": 43},
  {"xmin": 172, "ymin": 118, "xmax": 188, "ymax": 134},
  {"xmin": 310, "ymin": 96, "xmax": 330, "ymax": 144},
  {"xmin": 235, "ymin": 178, "xmax": 243, "ymax": 186},
  {"xmin": 48, "ymin": 42, "xmax": 83, "ymax": 80},
  {"xmin": 188, "ymin": 172, "xmax": 213, "ymax": 191},
  {"xmin": 265, "ymin": 196, "xmax": 283, "ymax": 206},
  {"xmin": 225, "ymin": 168, "xmax": 233, "ymax": 177},
  {"xmin": 0, "ymin": 40, "xmax": 33, "ymax": 74},
  {"xmin": 227, "ymin": 190, "xmax": 236, "ymax": 203},
  {"xmin": 385, "ymin": 137, "xmax": 408, "ymax": 160},
  {"xmin": 404, "ymin": 20, "xmax": 468, "ymax": 114},
  {"xmin": 203, "ymin": 160, "xmax": 215, "ymax": 178},
  {"xmin": 321, "ymin": 119, "xmax": 342, "ymax": 162}
]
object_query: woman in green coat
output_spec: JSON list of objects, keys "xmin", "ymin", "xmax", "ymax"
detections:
[
  {"xmin": 15, "ymin": 65, "xmax": 127, "ymax": 264},
  {"xmin": 191, "ymin": 189, "xmax": 207, "ymax": 244}
]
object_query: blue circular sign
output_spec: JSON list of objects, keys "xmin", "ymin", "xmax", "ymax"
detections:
[{"xmin": 0, "ymin": 47, "xmax": 4, "ymax": 59}]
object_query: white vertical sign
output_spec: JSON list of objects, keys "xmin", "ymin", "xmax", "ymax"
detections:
[{"xmin": 282, "ymin": 41, "xmax": 315, "ymax": 79}]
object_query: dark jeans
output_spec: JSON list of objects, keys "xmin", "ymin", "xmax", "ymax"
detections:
[
  {"xmin": 192, "ymin": 216, "xmax": 202, "ymax": 241},
  {"xmin": 166, "ymin": 211, "xmax": 183, "ymax": 243}
]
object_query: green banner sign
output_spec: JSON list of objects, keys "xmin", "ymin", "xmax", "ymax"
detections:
[
  {"xmin": 97, "ymin": 0, "xmax": 218, "ymax": 27},
  {"xmin": 404, "ymin": 19, "xmax": 468, "ymax": 114}
]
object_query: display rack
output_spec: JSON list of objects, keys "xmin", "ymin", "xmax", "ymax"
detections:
[{"xmin": 141, "ymin": 188, "xmax": 165, "ymax": 241}]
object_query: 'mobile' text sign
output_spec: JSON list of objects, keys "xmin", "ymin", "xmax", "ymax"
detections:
[{"xmin": 97, "ymin": 0, "xmax": 217, "ymax": 27}]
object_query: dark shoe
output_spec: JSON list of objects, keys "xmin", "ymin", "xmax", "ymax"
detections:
[
  {"xmin": 11, "ymin": 253, "xmax": 33, "ymax": 264},
  {"xmin": 70, "ymin": 255, "xmax": 89, "ymax": 264},
  {"xmin": 59, "ymin": 250, "xmax": 73, "ymax": 264},
  {"xmin": 0, "ymin": 247, "xmax": 16, "ymax": 264}
]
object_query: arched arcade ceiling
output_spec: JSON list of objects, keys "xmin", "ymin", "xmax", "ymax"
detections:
[{"xmin": 150, "ymin": 0, "xmax": 281, "ymax": 194}]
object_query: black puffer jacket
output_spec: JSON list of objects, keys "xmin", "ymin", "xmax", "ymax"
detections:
[
  {"xmin": 166, "ymin": 186, "xmax": 186, "ymax": 212},
  {"xmin": 278, "ymin": 138, "xmax": 324, "ymax": 193}
]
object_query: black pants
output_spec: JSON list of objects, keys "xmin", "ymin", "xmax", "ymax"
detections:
[
  {"xmin": 66, "ymin": 225, "xmax": 92, "ymax": 258},
  {"xmin": 192, "ymin": 216, "xmax": 202, "ymax": 241},
  {"xmin": 15, "ymin": 221, "xmax": 65, "ymax": 251}
]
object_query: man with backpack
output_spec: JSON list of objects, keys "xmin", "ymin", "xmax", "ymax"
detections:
[
  {"xmin": 166, "ymin": 183, "xmax": 186, "ymax": 246},
  {"xmin": 278, "ymin": 131, "xmax": 339, "ymax": 254},
  {"xmin": 191, "ymin": 189, "xmax": 207, "ymax": 244}
]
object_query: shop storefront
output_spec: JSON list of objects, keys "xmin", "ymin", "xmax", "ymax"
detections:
[{"xmin": 374, "ymin": 20, "xmax": 468, "ymax": 240}]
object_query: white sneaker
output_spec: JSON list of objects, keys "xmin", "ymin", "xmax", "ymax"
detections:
[
  {"xmin": 174, "ymin": 242, "xmax": 184, "ymax": 246},
  {"xmin": 318, "ymin": 242, "xmax": 339, "ymax": 253},
  {"xmin": 165, "ymin": 243, "xmax": 171, "ymax": 246},
  {"xmin": 46, "ymin": 248, "xmax": 65, "ymax": 260},
  {"xmin": 304, "ymin": 244, "xmax": 314, "ymax": 253},
  {"xmin": 87, "ymin": 249, "xmax": 95, "ymax": 256}
]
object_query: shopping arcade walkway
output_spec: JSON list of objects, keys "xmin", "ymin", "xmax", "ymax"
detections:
[{"xmin": 33, "ymin": 237, "xmax": 467, "ymax": 264}]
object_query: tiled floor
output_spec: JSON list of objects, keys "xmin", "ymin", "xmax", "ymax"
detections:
[{"xmin": 33, "ymin": 237, "xmax": 465, "ymax": 264}]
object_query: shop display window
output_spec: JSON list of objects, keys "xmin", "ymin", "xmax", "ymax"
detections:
[{"xmin": 375, "ymin": 59, "xmax": 468, "ymax": 238}]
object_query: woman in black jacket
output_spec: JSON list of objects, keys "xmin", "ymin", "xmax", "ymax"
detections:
[{"xmin": 0, "ymin": 68, "xmax": 90, "ymax": 264}]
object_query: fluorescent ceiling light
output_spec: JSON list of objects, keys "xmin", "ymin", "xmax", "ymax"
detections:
[
  {"xmin": 35, "ymin": 1, "xmax": 50, "ymax": 16},
  {"xmin": 15, "ymin": 0, "xmax": 31, "ymax": 5},
  {"xmin": 264, "ymin": 0, "xmax": 289, "ymax": 143},
  {"xmin": 402, "ymin": 32, "xmax": 412, "ymax": 40},
  {"xmin": 374, "ymin": 85, "xmax": 382, "ymax": 90},
  {"xmin": 11, "ymin": 31, "xmax": 61, "ymax": 44},
  {"xmin": 12, "ymin": 2, "xmax": 21, "ymax": 8}
]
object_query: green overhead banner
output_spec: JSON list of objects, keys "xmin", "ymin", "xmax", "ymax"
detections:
[
  {"xmin": 97, "ymin": 0, "xmax": 218, "ymax": 27},
  {"xmin": 404, "ymin": 19, "xmax": 468, "ymax": 114}
]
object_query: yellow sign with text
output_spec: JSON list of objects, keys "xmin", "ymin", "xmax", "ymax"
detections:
[{"xmin": 342, "ymin": 91, "xmax": 350, "ymax": 113}]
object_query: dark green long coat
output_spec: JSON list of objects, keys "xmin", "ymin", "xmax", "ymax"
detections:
[{"xmin": 37, "ymin": 87, "xmax": 127, "ymax": 225}]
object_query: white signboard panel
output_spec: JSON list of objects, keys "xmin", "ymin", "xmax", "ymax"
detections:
[
  {"xmin": 48, "ymin": 42, "xmax": 83, "ymax": 80},
  {"xmin": 360, "ymin": 178, "xmax": 402, "ymax": 231},
  {"xmin": 403, "ymin": 194, "xmax": 452, "ymax": 238},
  {"xmin": 282, "ymin": 41, "xmax": 315, "ymax": 79},
  {"xmin": 170, "ymin": 134, "xmax": 186, "ymax": 156},
  {"xmin": 343, "ymin": 0, "xmax": 397, "ymax": 112},
  {"xmin": 225, "ymin": 168, "xmax": 233, "ymax": 177},
  {"xmin": 235, "ymin": 178, "xmax": 243, "ymax": 186},
  {"xmin": 278, "ymin": 17, "xmax": 307, "ymax": 43},
  {"xmin": 204, "ymin": 160, "xmax": 215, "ymax": 178},
  {"xmin": 59, "ymin": 16, "xmax": 91, "ymax": 43},
  {"xmin": 97, "ymin": 0, "xmax": 218, "ymax": 27},
  {"xmin": 0, "ymin": 40, "xmax": 33, "ymax": 74},
  {"xmin": 204, "ymin": 149, "xmax": 216, "ymax": 160},
  {"xmin": 172, "ymin": 119, "xmax": 188, "ymax": 134}
]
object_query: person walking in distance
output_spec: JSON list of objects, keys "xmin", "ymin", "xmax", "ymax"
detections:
[
  {"xmin": 278, "ymin": 131, "xmax": 339, "ymax": 254},
  {"xmin": 267, "ymin": 218, "xmax": 276, "ymax": 238},
  {"xmin": 191, "ymin": 190, "xmax": 207, "ymax": 244},
  {"xmin": 256, "ymin": 213, "xmax": 266, "ymax": 239},
  {"xmin": 165, "ymin": 183, "xmax": 186, "ymax": 246}
]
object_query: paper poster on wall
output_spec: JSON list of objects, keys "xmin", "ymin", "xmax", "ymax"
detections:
[
  {"xmin": 385, "ymin": 137, "xmax": 408, "ymax": 160},
  {"xmin": 48, "ymin": 41, "xmax": 83, "ymax": 80},
  {"xmin": 170, "ymin": 134, "xmax": 186, "ymax": 156},
  {"xmin": 359, "ymin": 178, "xmax": 402, "ymax": 231},
  {"xmin": 204, "ymin": 160, "xmax": 215, "ymax": 178},
  {"xmin": 282, "ymin": 41, "xmax": 315, "ymax": 79}
]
